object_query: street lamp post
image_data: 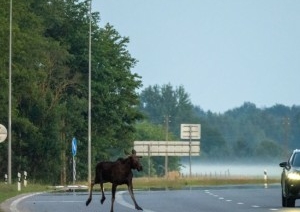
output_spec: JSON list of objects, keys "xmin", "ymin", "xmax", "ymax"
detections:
[
  {"xmin": 8, "ymin": 0, "xmax": 13, "ymax": 184},
  {"xmin": 88, "ymin": 0, "xmax": 92, "ymax": 185}
]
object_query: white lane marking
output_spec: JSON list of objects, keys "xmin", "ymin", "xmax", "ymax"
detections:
[
  {"xmin": 26, "ymin": 201, "xmax": 82, "ymax": 203},
  {"xmin": 115, "ymin": 191, "xmax": 156, "ymax": 212},
  {"xmin": 203, "ymin": 189, "xmax": 277, "ymax": 210},
  {"xmin": 10, "ymin": 193, "xmax": 43, "ymax": 212}
]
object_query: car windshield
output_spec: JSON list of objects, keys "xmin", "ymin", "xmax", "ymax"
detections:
[{"xmin": 291, "ymin": 153, "xmax": 300, "ymax": 167}]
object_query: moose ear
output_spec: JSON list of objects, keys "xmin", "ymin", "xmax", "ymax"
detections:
[{"xmin": 132, "ymin": 149, "xmax": 137, "ymax": 155}]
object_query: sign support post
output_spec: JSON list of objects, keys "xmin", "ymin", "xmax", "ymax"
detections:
[
  {"xmin": 72, "ymin": 137, "xmax": 77, "ymax": 185},
  {"xmin": 189, "ymin": 128, "xmax": 192, "ymax": 177}
]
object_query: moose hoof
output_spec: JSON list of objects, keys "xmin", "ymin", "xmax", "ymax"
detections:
[
  {"xmin": 101, "ymin": 197, "xmax": 106, "ymax": 204},
  {"xmin": 86, "ymin": 198, "xmax": 91, "ymax": 206},
  {"xmin": 136, "ymin": 205, "xmax": 143, "ymax": 211}
]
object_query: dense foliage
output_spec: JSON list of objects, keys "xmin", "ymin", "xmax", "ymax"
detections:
[{"xmin": 0, "ymin": 0, "xmax": 143, "ymax": 184}]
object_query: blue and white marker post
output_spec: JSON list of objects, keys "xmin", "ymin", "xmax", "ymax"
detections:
[{"xmin": 72, "ymin": 137, "xmax": 77, "ymax": 185}]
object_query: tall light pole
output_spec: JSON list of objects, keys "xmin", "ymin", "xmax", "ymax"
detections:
[
  {"xmin": 8, "ymin": 0, "xmax": 13, "ymax": 184},
  {"xmin": 88, "ymin": 0, "xmax": 92, "ymax": 185}
]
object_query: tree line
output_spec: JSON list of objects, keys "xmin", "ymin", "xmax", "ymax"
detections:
[
  {"xmin": 139, "ymin": 85, "xmax": 299, "ymax": 163},
  {"xmin": 0, "ymin": 0, "xmax": 299, "ymax": 184}
]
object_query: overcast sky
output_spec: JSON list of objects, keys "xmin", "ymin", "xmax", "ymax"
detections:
[{"xmin": 92, "ymin": 0, "xmax": 300, "ymax": 113}]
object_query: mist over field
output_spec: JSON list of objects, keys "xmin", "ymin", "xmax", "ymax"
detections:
[{"xmin": 180, "ymin": 161, "xmax": 282, "ymax": 178}]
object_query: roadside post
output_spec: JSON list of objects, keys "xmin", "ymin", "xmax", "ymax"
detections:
[
  {"xmin": 4, "ymin": 174, "xmax": 7, "ymax": 184},
  {"xmin": 24, "ymin": 171, "xmax": 27, "ymax": 187},
  {"xmin": 17, "ymin": 172, "xmax": 21, "ymax": 191},
  {"xmin": 264, "ymin": 169, "xmax": 268, "ymax": 188}
]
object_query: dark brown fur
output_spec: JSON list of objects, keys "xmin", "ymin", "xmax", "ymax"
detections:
[{"xmin": 86, "ymin": 150, "xmax": 143, "ymax": 212}]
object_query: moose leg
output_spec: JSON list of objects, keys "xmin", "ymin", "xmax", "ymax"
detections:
[
  {"xmin": 86, "ymin": 181, "xmax": 95, "ymax": 206},
  {"xmin": 110, "ymin": 184, "xmax": 117, "ymax": 212},
  {"xmin": 127, "ymin": 182, "xmax": 143, "ymax": 210},
  {"xmin": 100, "ymin": 182, "xmax": 106, "ymax": 204}
]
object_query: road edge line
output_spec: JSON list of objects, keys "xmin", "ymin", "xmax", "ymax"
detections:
[
  {"xmin": 10, "ymin": 192, "xmax": 44, "ymax": 212},
  {"xmin": 115, "ymin": 190, "xmax": 156, "ymax": 212}
]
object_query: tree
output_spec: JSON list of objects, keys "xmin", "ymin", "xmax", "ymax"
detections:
[
  {"xmin": 0, "ymin": 0, "xmax": 144, "ymax": 183},
  {"xmin": 254, "ymin": 139, "xmax": 284, "ymax": 160},
  {"xmin": 139, "ymin": 83, "xmax": 197, "ymax": 137},
  {"xmin": 200, "ymin": 123, "xmax": 229, "ymax": 159}
]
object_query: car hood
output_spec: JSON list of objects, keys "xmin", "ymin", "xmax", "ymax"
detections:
[{"xmin": 291, "ymin": 167, "xmax": 300, "ymax": 172}]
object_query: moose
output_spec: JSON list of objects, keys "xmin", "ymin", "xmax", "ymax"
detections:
[{"xmin": 86, "ymin": 149, "xmax": 143, "ymax": 212}]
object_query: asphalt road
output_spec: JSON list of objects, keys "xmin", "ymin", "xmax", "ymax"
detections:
[{"xmin": 4, "ymin": 185, "xmax": 300, "ymax": 212}]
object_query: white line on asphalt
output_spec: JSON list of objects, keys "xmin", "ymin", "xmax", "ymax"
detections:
[
  {"xmin": 116, "ymin": 191, "xmax": 156, "ymax": 212},
  {"xmin": 10, "ymin": 193, "xmax": 43, "ymax": 212},
  {"xmin": 26, "ymin": 201, "xmax": 83, "ymax": 203}
]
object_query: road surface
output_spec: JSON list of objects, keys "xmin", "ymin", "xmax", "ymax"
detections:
[{"xmin": 3, "ymin": 185, "xmax": 300, "ymax": 212}]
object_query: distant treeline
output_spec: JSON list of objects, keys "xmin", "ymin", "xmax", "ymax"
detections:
[{"xmin": 138, "ymin": 85, "xmax": 299, "ymax": 163}]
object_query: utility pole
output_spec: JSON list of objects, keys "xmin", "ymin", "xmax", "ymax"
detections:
[
  {"xmin": 164, "ymin": 115, "xmax": 170, "ymax": 178},
  {"xmin": 283, "ymin": 117, "xmax": 290, "ymax": 158},
  {"xmin": 189, "ymin": 125, "xmax": 192, "ymax": 177}
]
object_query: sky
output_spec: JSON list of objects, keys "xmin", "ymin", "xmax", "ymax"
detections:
[{"xmin": 92, "ymin": 0, "xmax": 300, "ymax": 113}]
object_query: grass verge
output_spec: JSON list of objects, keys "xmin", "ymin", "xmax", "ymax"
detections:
[
  {"xmin": 0, "ymin": 183, "xmax": 52, "ymax": 212},
  {"xmin": 132, "ymin": 176, "xmax": 279, "ymax": 189},
  {"xmin": 91, "ymin": 176, "xmax": 280, "ymax": 191}
]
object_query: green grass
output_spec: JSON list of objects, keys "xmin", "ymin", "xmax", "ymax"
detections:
[
  {"xmin": 133, "ymin": 176, "xmax": 280, "ymax": 189},
  {"xmin": 0, "ymin": 183, "xmax": 52, "ymax": 212},
  {"xmin": 94, "ymin": 176, "xmax": 280, "ymax": 190}
]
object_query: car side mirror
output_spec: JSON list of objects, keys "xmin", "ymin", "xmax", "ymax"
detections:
[{"xmin": 279, "ymin": 162, "xmax": 287, "ymax": 167}]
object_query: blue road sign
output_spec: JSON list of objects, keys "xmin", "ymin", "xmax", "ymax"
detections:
[{"xmin": 72, "ymin": 137, "xmax": 77, "ymax": 156}]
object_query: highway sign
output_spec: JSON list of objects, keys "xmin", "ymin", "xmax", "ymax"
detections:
[
  {"xmin": 0, "ymin": 124, "xmax": 7, "ymax": 143},
  {"xmin": 134, "ymin": 141, "xmax": 200, "ymax": 156},
  {"xmin": 72, "ymin": 137, "xmax": 77, "ymax": 156},
  {"xmin": 180, "ymin": 124, "xmax": 201, "ymax": 139}
]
